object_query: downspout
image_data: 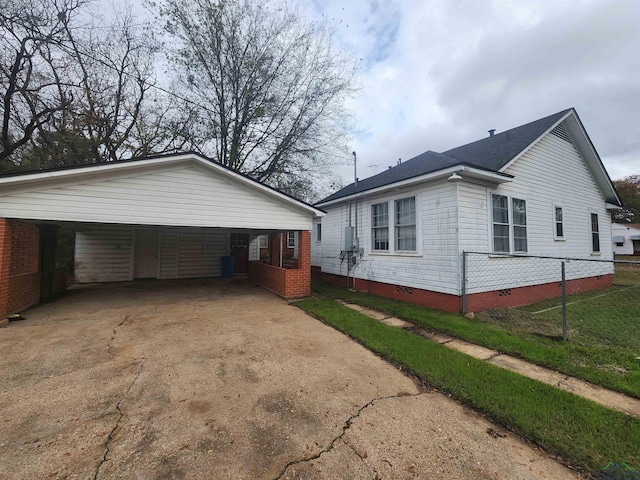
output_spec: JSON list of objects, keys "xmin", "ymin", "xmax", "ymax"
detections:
[{"xmin": 279, "ymin": 233, "xmax": 283, "ymax": 268}]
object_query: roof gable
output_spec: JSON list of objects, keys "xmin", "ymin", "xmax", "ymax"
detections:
[
  {"xmin": 317, "ymin": 108, "xmax": 621, "ymax": 207},
  {"xmin": 443, "ymin": 109, "xmax": 572, "ymax": 170},
  {"xmin": 0, "ymin": 152, "xmax": 324, "ymax": 219}
]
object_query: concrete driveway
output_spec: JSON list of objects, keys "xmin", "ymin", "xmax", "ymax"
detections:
[{"xmin": 0, "ymin": 279, "xmax": 579, "ymax": 479}]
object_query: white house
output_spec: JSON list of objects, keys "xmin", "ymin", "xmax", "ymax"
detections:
[
  {"xmin": 313, "ymin": 109, "xmax": 622, "ymax": 312},
  {"xmin": 0, "ymin": 152, "xmax": 324, "ymax": 320},
  {"xmin": 612, "ymin": 223, "xmax": 640, "ymax": 256}
]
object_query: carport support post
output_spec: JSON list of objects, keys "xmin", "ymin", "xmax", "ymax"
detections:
[{"xmin": 0, "ymin": 219, "xmax": 13, "ymax": 325}]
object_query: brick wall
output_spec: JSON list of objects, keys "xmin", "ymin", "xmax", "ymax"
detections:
[
  {"xmin": 0, "ymin": 219, "xmax": 12, "ymax": 322},
  {"xmin": 248, "ymin": 230, "xmax": 311, "ymax": 298},
  {"xmin": 0, "ymin": 219, "xmax": 41, "ymax": 321},
  {"xmin": 321, "ymin": 271, "xmax": 613, "ymax": 314},
  {"xmin": 466, "ymin": 274, "xmax": 613, "ymax": 312},
  {"xmin": 321, "ymin": 272, "xmax": 462, "ymax": 313}
]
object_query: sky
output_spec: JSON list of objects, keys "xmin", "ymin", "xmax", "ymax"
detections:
[{"xmin": 300, "ymin": 0, "xmax": 640, "ymax": 184}]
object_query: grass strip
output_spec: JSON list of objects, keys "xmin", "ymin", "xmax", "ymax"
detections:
[
  {"xmin": 295, "ymin": 296, "xmax": 640, "ymax": 472},
  {"xmin": 312, "ymin": 281, "xmax": 640, "ymax": 399}
]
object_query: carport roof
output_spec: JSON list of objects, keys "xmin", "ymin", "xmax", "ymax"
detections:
[{"xmin": 0, "ymin": 151, "xmax": 325, "ymax": 218}]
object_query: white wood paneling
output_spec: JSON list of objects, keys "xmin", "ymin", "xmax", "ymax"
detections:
[
  {"xmin": 461, "ymin": 130, "xmax": 614, "ymax": 294},
  {"xmin": 159, "ymin": 229, "xmax": 178, "ymax": 279},
  {"xmin": 176, "ymin": 228, "xmax": 227, "ymax": 278},
  {"xmin": 75, "ymin": 226, "xmax": 134, "ymax": 283},
  {"xmin": 311, "ymin": 218, "xmax": 322, "ymax": 267},
  {"xmin": 321, "ymin": 182, "xmax": 460, "ymax": 295},
  {"xmin": 0, "ymin": 163, "xmax": 313, "ymax": 230}
]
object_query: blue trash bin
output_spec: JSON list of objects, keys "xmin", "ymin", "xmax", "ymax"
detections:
[{"xmin": 221, "ymin": 256, "xmax": 235, "ymax": 278}]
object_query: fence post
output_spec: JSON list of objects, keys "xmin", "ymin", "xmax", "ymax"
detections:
[
  {"xmin": 462, "ymin": 251, "xmax": 467, "ymax": 314},
  {"xmin": 561, "ymin": 261, "xmax": 567, "ymax": 341}
]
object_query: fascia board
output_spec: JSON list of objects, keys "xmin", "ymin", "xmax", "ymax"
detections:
[{"xmin": 316, "ymin": 165, "xmax": 512, "ymax": 208}]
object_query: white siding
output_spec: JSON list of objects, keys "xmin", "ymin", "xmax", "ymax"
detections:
[
  {"xmin": 75, "ymin": 226, "xmax": 134, "ymax": 283},
  {"xmin": 321, "ymin": 182, "xmax": 460, "ymax": 295},
  {"xmin": 311, "ymin": 218, "xmax": 322, "ymax": 267},
  {"xmin": 461, "ymin": 130, "xmax": 614, "ymax": 294},
  {"xmin": 176, "ymin": 229, "xmax": 227, "ymax": 279},
  {"xmin": 75, "ymin": 225, "xmax": 233, "ymax": 283},
  {"xmin": 0, "ymin": 164, "xmax": 312, "ymax": 230},
  {"xmin": 159, "ymin": 229, "xmax": 178, "ymax": 279},
  {"xmin": 612, "ymin": 224, "xmax": 640, "ymax": 256}
]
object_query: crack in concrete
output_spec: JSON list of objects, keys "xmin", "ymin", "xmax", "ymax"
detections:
[
  {"xmin": 274, "ymin": 392, "xmax": 425, "ymax": 480},
  {"xmin": 107, "ymin": 315, "xmax": 130, "ymax": 357},
  {"xmin": 93, "ymin": 358, "xmax": 146, "ymax": 480},
  {"xmin": 340, "ymin": 438, "xmax": 377, "ymax": 479},
  {"xmin": 94, "ymin": 314, "xmax": 146, "ymax": 480}
]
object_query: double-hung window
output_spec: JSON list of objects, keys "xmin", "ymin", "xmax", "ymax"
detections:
[
  {"xmin": 492, "ymin": 194, "xmax": 510, "ymax": 252},
  {"xmin": 287, "ymin": 231, "xmax": 295, "ymax": 248},
  {"xmin": 512, "ymin": 198, "xmax": 527, "ymax": 252},
  {"xmin": 554, "ymin": 207, "xmax": 564, "ymax": 239},
  {"xmin": 395, "ymin": 197, "xmax": 416, "ymax": 251},
  {"xmin": 316, "ymin": 224, "xmax": 322, "ymax": 242},
  {"xmin": 591, "ymin": 213, "xmax": 600, "ymax": 253},
  {"xmin": 371, "ymin": 202, "xmax": 389, "ymax": 250},
  {"xmin": 259, "ymin": 235, "xmax": 269, "ymax": 248},
  {"xmin": 492, "ymin": 194, "xmax": 527, "ymax": 253}
]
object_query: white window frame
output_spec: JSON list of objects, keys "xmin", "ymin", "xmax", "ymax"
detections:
[
  {"xmin": 394, "ymin": 196, "xmax": 417, "ymax": 252},
  {"xmin": 287, "ymin": 231, "xmax": 296, "ymax": 248},
  {"xmin": 259, "ymin": 235, "xmax": 269, "ymax": 248},
  {"xmin": 369, "ymin": 193, "xmax": 421, "ymax": 256},
  {"xmin": 316, "ymin": 223, "xmax": 322, "ymax": 242},
  {"xmin": 590, "ymin": 212, "xmax": 600, "ymax": 254},
  {"xmin": 371, "ymin": 201, "xmax": 389, "ymax": 251},
  {"xmin": 491, "ymin": 193, "xmax": 528, "ymax": 254},
  {"xmin": 553, "ymin": 205, "xmax": 565, "ymax": 240}
]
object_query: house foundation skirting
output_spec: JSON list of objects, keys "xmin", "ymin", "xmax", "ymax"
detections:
[
  {"xmin": 321, "ymin": 271, "xmax": 614, "ymax": 313},
  {"xmin": 321, "ymin": 272, "xmax": 462, "ymax": 313},
  {"xmin": 466, "ymin": 274, "xmax": 613, "ymax": 312}
]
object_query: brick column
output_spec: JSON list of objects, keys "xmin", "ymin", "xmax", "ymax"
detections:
[
  {"xmin": 0, "ymin": 219, "xmax": 13, "ymax": 326},
  {"xmin": 287, "ymin": 230, "xmax": 311, "ymax": 297}
]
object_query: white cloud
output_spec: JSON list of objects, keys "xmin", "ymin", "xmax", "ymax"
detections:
[{"xmin": 305, "ymin": 0, "xmax": 640, "ymax": 183}]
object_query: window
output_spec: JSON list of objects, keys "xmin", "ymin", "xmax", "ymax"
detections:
[
  {"xmin": 287, "ymin": 231, "xmax": 295, "ymax": 248},
  {"xmin": 492, "ymin": 194, "xmax": 527, "ymax": 253},
  {"xmin": 259, "ymin": 235, "xmax": 269, "ymax": 248},
  {"xmin": 395, "ymin": 197, "xmax": 416, "ymax": 251},
  {"xmin": 554, "ymin": 207, "xmax": 564, "ymax": 238},
  {"xmin": 492, "ymin": 194, "xmax": 510, "ymax": 252},
  {"xmin": 512, "ymin": 198, "xmax": 527, "ymax": 253},
  {"xmin": 372, "ymin": 202, "xmax": 389, "ymax": 250},
  {"xmin": 316, "ymin": 224, "xmax": 322, "ymax": 242},
  {"xmin": 591, "ymin": 213, "xmax": 600, "ymax": 253}
]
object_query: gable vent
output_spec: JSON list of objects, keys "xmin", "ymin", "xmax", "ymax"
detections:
[{"xmin": 550, "ymin": 124, "xmax": 572, "ymax": 144}]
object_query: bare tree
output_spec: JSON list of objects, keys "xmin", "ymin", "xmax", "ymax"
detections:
[
  {"xmin": 0, "ymin": 0, "xmax": 84, "ymax": 170},
  {"xmin": 157, "ymin": 0, "xmax": 357, "ymax": 197}
]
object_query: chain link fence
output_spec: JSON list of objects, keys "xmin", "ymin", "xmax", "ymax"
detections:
[{"xmin": 462, "ymin": 252, "xmax": 640, "ymax": 344}]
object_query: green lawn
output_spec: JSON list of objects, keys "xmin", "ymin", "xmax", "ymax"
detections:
[
  {"xmin": 294, "ymin": 297, "xmax": 640, "ymax": 474},
  {"xmin": 312, "ymin": 280, "xmax": 640, "ymax": 399}
]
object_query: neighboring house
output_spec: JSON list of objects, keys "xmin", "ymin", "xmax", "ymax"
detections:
[
  {"xmin": 0, "ymin": 152, "xmax": 324, "ymax": 321},
  {"xmin": 612, "ymin": 223, "xmax": 640, "ymax": 256},
  {"xmin": 313, "ymin": 109, "xmax": 622, "ymax": 312}
]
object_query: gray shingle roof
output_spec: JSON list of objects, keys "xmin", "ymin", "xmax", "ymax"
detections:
[{"xmin": 318, "ymin": 108, "xmax": 573, "ymax": 204}]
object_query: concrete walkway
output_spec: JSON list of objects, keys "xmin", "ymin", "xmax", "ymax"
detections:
[{"xmin": 339, "ymin": 301, "xmax": 640, "ymax": 418}]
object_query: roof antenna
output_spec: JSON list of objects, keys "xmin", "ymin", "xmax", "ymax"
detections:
[
  {"xmin": 397, "ymin": 158, "xmax": 402, "ymax": 165},
  {"xmin": 488, "ymin": 129, "xmax": 496, "ymax": 137}
]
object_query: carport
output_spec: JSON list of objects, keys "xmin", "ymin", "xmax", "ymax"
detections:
[{"xmin": 0, "ymin": 152, "xmax": 324, "ymax": 321}]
